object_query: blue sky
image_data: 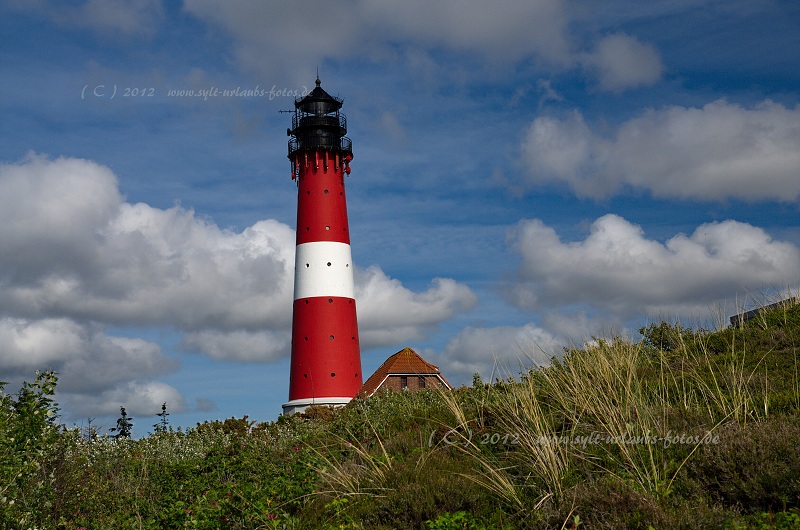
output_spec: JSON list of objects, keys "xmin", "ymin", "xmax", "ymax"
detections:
[{"xmin": 1, "ymin": 0, "xmax": 799, "ymax": 436}]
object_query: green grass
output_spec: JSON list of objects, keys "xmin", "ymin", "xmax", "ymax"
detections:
[{"xmin": 1, "ymin": 299, "xmax": 799, "ymax": 529}]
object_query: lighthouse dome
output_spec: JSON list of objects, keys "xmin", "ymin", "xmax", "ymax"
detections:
[{"xmin": 295, "ymin": 77, "xmax": 342, "ymax": 115}]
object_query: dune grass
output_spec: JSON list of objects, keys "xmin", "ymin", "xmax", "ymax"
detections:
[{"xmin": 2, "ymin": 297, "xmax": 799, "ymax": 529}]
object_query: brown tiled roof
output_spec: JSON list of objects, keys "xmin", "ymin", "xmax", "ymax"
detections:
[{"xmin": 358, "ymin": 347, "xmax": 452, "ymax": 397}]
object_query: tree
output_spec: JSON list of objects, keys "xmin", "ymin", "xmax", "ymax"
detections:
[
  {"xmin": 82, "ymin": 417, "xmax": 98, "ymax": 441},
  {"xmin": 110, "ymin": 407, "xmax": 133, "ymax": 439},
  {"xmin": 153, "ymin": 402, "xmax": 169, "ymax": 433},
  {"xmin": 0, "ymin": 371, "xmax": 61, "ymax": 529}
]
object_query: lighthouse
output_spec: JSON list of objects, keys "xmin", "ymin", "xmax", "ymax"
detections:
[{"xmin": 283, "ymin": 78, "xmax": 362, "ymax": 415}]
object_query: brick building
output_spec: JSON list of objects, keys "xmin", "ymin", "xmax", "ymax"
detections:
[{"xmin": 359, "ymin": 347, "xmax": 452, "ymax": 397}]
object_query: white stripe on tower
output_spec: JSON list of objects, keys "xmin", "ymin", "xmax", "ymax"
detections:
[{"xmin": 293, "ymin": 241, "xmax": 354, "ymax": 300}]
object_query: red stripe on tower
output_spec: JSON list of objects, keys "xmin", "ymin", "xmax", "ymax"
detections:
[{"xmin": 283, "ymin": 77, "xmax": 362, "ymax": 415}]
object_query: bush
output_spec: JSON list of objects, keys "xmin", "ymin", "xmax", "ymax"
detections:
[
  {"xmin": 688, "ymin": 415, "xmax": 800, "ymax": 512},
  {"xmin": 0, "ymin": 371, "xmax": 65, "ymax": 530},
  {"xmin": 2, "ymin": 301, "xmax": 799, "ymax": 528}
]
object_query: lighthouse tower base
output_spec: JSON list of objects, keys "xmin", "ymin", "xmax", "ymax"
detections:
[{"xmin": 282, "ymin": 396, "xmax": 353, "ymax": 416}]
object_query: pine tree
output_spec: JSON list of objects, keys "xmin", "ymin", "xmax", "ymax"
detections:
[
  {"xmin": 110, "ymin": 406, "xmax": 133, "ymax": 439},
  {"xmin": 153, "ymin": 402, "xmax": 169, "ymax": 433}
]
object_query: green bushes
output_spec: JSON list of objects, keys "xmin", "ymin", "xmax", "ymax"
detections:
[
  {"xmin": 52, "ymin": 417, "xmax": 326, "ymax": 529},
  {"xmin": 0, "ymin": 370, "xmax": 63, "ymax": 530},
  {"xmin": 1, "ymin": 300, "xmax": 799, "ymax": 528},
  {"xmin": 688, "ymin": 416, "xmax": 800, "ymax": 511}
]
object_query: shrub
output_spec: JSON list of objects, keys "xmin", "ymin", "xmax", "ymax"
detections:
[
  {"xmin": 2, "ymin": 301, "xmax": 799, "ymax": 528},
  {"xmin": 0, "ymin": 371, "xmax": 65, "ymax": 530},
  {"xmin": 688, "ymin": 415, "xmax": 800, "ymax": 512}
]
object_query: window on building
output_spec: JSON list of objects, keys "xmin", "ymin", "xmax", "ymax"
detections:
[
  {"xmin": 400, "ymin": 376, "xmax": 407, "ymax": 388},
  {"xmin": 419, "ymin": 377, "xmax": 426, "ymax": 389}
]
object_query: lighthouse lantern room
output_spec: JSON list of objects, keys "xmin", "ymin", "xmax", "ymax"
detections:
[{"xmin": 283, "ymin": 78, "xmax": 362, "ymax": 415}]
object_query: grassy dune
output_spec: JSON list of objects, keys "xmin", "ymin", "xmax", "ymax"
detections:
[{"xmin": 2, "ymin": 299, "xmax": 799, "ymax": 529}]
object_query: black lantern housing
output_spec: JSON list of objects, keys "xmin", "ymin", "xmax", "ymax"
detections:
[{"xmin": 288, "ymin": 78, "xmax": 353, "ymax": 159}]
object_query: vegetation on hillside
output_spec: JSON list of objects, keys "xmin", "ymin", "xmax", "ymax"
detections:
[{"xmin": 2, "ymin": 299, "xmax": 799, "ymax": 529}]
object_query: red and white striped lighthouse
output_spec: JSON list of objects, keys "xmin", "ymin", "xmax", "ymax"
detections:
[{"xmin": 283, "ymin": 78, "xmax": 362, "ymax": 415}]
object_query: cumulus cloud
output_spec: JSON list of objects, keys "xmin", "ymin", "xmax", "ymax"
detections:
[
  {"xmin": 0, "ymin": 317, "xmax": 182, "ymax": 419},
  {"xmin": 0, "ymin": 154, "xmax": 476, "ymax": 418},
  {"xmin": 522, "ymin": 99, "xmax": 800, "ymax": 200},
  {"xmin": 430, "ymin": 323, "xmax": 563, "ymax": 381},
  {"xmin": 580, "ymin": 33, "xmax": 664, "ymax": 91},
  {"xmin": 0, "ymin": 155, "xmax": 297, "ymax": 330},
  {"xmin": 356, "ymin": 266, "xmax": 478, "ymax": 348},
  {"xmin": 0, "ymin": 318, "xmax": 86, "ymax": 372},
  {"xmin": 66, "ymin": 380, "xmax": 186, "ymax": 418},
  {"xmin": 182, "ymin": 330, "xmax": 290, "ymax": 363},
  {"xmin": 508, "ymin": 214, "xmax": 800, "ymax": 317}
]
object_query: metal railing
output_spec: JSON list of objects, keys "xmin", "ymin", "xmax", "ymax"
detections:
[{"xmin": 288, "ymin": 136, "xmax": 353, "ymax": 157}]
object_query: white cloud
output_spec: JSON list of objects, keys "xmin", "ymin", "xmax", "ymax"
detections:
[
  {"xmin": 0, "ymin": 317, "xmax": 182, "ymax": 419},
  {"xmin": 430, "ymin": 323, "xmax": 562, "ymax": 381},
  {"xmin": 0, "ymin": 156, "xmax": 475, "ymax": 346},
  {"xmin": 508, "ymin": 214, "xmax": 800, "ymax": 317},
  {"xmin": 0, "ymin": 154, "xmax": 476, "ymax": 418},
  {"xmin": 356, "ymin": 266, "xmax": 478, "ymax": 348},
  {"xmin": 0, "ymin": 318, "xmax": 86, "ymax": 371},
  {"xmin": 522, "ymin": 99, "xmax": 800, "ymax": 200},
  {"xmin": 0, "ymin": 154, "xmax": 297, "ymax": 330},
  {"xmin": 522, "ymin": 110, "xmax": 609, "ymax": 196},
  {"xmin": 66, "ymin": 380, "xmax": 186, "ymax": 419},
  {"xmin": 580, "ymin": 33, "xmax": 664, "ymax": 91},
  {"xmin": 182, "ymin": 329, "xmax": 290, "ymax": 363}
]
